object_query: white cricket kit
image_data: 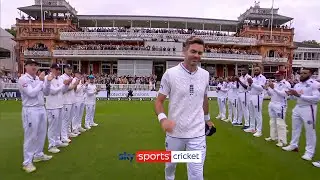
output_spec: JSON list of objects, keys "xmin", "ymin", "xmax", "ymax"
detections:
[
  {"xmin": 60, "ymin": 74, "xmax": 76, "ymax": 141},
  {"xmin": 266, "ymin": 79, "xmax": 291, "ymax": 144},
  {"xmin": 18, "ymin": 73, "xmax": 51, "ymax": 166},
  {"xmin": 217, "ymin": 82, "xmax": 228, "ymax": 119},
  {"xmin": 73, "ymin": 82, "xmax": 86, "ymax": 132},
  {"xmin": 45, "ymin": 75, "xmax": 68, "ymax": 149},
  {"xmin": 248, "ymin": 74, "xmax": 266, "ymax": 132},
  {"xmin": 237, "ymin": 74, "xmax": 251, "ymax": 126},
  {"xmin": 159, "ymin": 63, "xmax": 209, "ymax": 180},
  {"xmin": 227, "ymin": 82, "xmax": 238, "ymax": 123},
  {"xmin": 289, "ymin": 79, "xmax": 320, "ymax": 157},
  {"xmin": 85, "ymin": 83, "xmax": 97, "ymax": 127}
]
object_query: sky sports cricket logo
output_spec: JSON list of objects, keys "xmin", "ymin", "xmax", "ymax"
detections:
[{"xmin": 118, "ymin": 151, "xmax": 202, "ymax": 163}]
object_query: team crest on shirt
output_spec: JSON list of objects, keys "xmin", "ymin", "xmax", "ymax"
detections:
[
  {"xmin": 307, "ymin": 121, "xmax": 313, "ymax": 125},
  {"xmin": 254, "ymin": 105, "xmax": 258, "ymax": 108},
  {"xmin": 28, "ymin": 122, "xmax": 32, "ymax": 127},
  {"xmin": 306, "ymin": 84, "xmax": 310, "ymax": 87}
]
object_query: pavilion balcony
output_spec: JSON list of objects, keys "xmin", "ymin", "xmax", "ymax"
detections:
[
  {"xmin": 59, "ymin": 32, "xmax": 258, "ymax": 46},
  {"xmin": 263, "ymin": 57, "xmax": 288, "ymax": 63},
  {"xmin": 53, "ymin": 49, "xmax": 263, "ymax": 62},
  {"xmin": 24, "ymin": 50, "xmax": 52, "ymax": 57}
]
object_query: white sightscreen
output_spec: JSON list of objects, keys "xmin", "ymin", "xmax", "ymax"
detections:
[
  {"xmin": 117, "ymin": 60, "xmax": 134, "ymax": 76},
  {"xmin": 134, "ymin": 60, "xmax": 153, "ymax": 76}
]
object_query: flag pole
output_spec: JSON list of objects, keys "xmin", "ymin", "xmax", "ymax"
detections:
[{"xmin": 40, "ymin": 0, "xmax": 44, "ymax": 32}]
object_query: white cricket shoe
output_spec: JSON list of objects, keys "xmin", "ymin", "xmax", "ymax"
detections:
[
  {"xmin": 276, "ymin": 142, "xmax": 285, "ymax": 147},
  {"xmin": 216, "ymin": 115, "xmax": 221, "ymax": 119},
  {"xmin": 57, "ymin": 142, "xmax": 69, "ymax": 148},
  {"xmin": 282, "ymin": 145, "xmax": 299, "ymax": 152},
  {"xmin": 79, "ymin": 127, "xmax": 87, "ymax": 132},
  {"xmin": 253, "ymin": 131, "xmax": 262, "ymax": 137},
  {"xmin": 302, "ymin": 154, "xmax": 313, "ymax": 161},
  {"xmin": 62, "ymin": 138, "xmax": 71, "ymax": 143},
  {"xmin": 244, "ymin": 128, "xmax": 255, "ymax": 133},
  {"xmin": 85, "ymin": 125, "xmax": 91, "ymax": 130},
  {"xmin": 69, "ymin": 133, "xmax": 78, "ymax": 138},
  {"xmin": 312, "ymin": 161, "xmax": 320, "ymax": 168},
  {"xmin": 48, "ymin": 147, "xmax": 60, "ymax": 154},
  {"xmin": 91, "ymin": 123, "xmax": 98, "ymax": 127},
  {"xmin": 265, "ymin": 137, "xmax": 277, "ymax": 142},
  {"xmin": 23, "ymin": 163, "xmax": 36, "ymax": 173},
  {"xmin": 33, "ymin": 154, "xmax": 53, "ymax": 163}
]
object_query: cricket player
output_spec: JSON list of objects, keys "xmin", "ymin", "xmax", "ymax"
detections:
[
  {"xmin": 154, "ymin": 36, "xmax": 213, "ymax": 180},
  {"xmin": 18, "ymin": 59, "xmax": 53, "ymax": 173},
  {"xmin": 264, "ymin": 71, "xmax": 291, "ymax": 147},
  {"xmin": 227, "ymin": 77, "xmax": 240, "ymax": 126},
  {"xmin": 216, "ymin": 78, "xmax": 228, "ymax": 121},
  {"xmin": 72, "ymin": 71, "xmax": 87, "ymax": 134},
  {"xmin": 282, "ymin": 68, "xmax": 320, "ymax": 161},
  {"xmin": 235, "ymin": 68, "xmax": 251, "ymax": 129},
  {"xmin": 84, "ymin": 75, "xmax": 99, "ymax": 129},
  {"xmin": 45, "ymin": 63, "xmax": 71, "ymax": 154},
  {"xmin": 245, "ymin": 66, "xmax": 266, "ymax": 137},
  {"xmin": 60, "ymin": 64, "xmax": 80, "ymax": 143}
]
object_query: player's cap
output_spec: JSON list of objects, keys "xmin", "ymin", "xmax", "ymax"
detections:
[
  {"xmin": 205, "ymin": 124, "xmax": 216, "ymax": 136},
  {"xmin": 25, "ymin": 59, "xmax": 39, "ymax": 66},
  {"xmin": 50, "ymin": 63, "xmax": 61, "ymax": 69},
  {"xmin": 274, "ymin": 70, "xmax": 286, "ymax": 76},
  {"xmin": 88, "ymin": 75, "xmax": 95, "ymax": 79},
  {"xmin": 64, "ymin": 64, "xmax": 72, "ymax": 69}
]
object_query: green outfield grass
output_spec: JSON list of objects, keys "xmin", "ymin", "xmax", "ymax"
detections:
[{"xmin": 0, "ymin": 100, "xmax": 320, "ymax": 180}]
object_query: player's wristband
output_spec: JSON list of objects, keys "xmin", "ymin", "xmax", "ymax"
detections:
[
  {"xmin": 204, "ymin": 114, "xmax": 210, "ymax": 121},
  {"xmin": 158, "ymin": 113, "xmax": 167, "ymax": 122}
]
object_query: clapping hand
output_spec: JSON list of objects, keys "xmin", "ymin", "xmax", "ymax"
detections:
[
  {"xmin": 63, "ymin": 78, "xmax": 72, "ymax": 85},
  {"xmin": 39, "ymin": 71, "xmax": 46, "ymax": 81},
  {"xmin": 286, "ymin": 89, "xmax": 300, "ymax": 97},
  {"xmin": 268, "ymin": 81, "xmax": 274, "ymax": 89}
]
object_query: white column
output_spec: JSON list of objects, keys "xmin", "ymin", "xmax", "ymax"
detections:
[
  {"xmin": 235, "ymin": 64, "xmax": 238, "ymax": 76},
  {"xmin": 318, "ymin": 68, "xmax": 320, "ymax": 78}
]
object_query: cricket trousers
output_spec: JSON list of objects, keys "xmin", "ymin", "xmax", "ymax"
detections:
[
  {"xmin": 165, "ymin": 135, "xmax": 206, "ymax": 180},
  {"xmin": 268, "ymin": 102, "xmax": 287, "ymax": 143},
  {"xmin": 228, "ymin": 97, "xmax": 238, "ymax": 123},
  {"xmin": 85, "ymin": 103, "xmax": 96, "ymax": 127},
  {"xmin": 72, "ymin": 102, "xmax": 85, "ymax": 131},
  {"xmin": 248, "ymin": 94, "xmax": 264, "ymax": 132},
  {"xmin": 61, "ymin": 104, "xmax": 73, "ymax": 141},
  {"xmin": 47, "ymin": 108, "xmax": 63, "ymax": 149},
  {"xmin": 217, "ymin": 97, "xmax": 226, "ymax": 119},
  {"xmin": 22, "ymin": 106, "xmax": 47, "ymax": 166},
  {"xmin": 290, "ymin": 105, "xmax": 317, "ymax": 156},
  {"xmin": 237, "ymin": 92, "xmax": 250, "ymax": 126}
]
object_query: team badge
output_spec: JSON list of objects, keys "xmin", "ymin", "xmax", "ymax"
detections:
[
  {"xmin": 254, "ymin": 105, "xmax": 258, "ymax": 108},
  {"xmin": 307, "ymin": 121, "xmax": 313, "ymax": 125},
  {"xmin": 306, "ymin": 84, "xmax": 310, "ymax": 87},
  {"xmin": 28, "ymin": 122, "xmax": 32, "ymax": 127}
]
